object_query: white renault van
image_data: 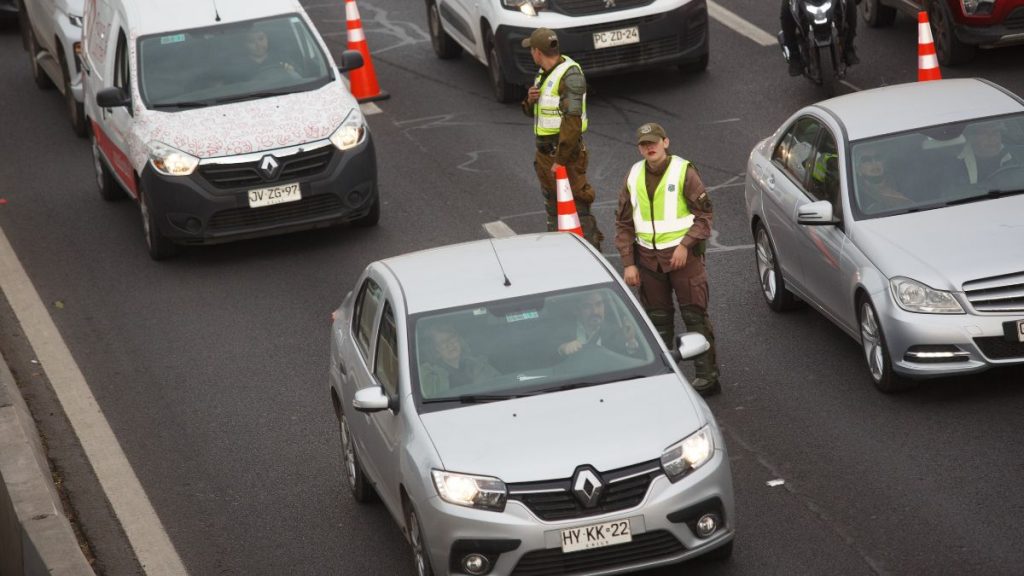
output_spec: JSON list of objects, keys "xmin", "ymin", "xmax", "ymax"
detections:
[{"xmin": 82, "ymin": 0, "xmax": 378, "ymax": 259}]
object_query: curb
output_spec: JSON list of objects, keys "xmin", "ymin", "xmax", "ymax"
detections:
[{"xmin": 0, "ymin": 351, "xmax": 93, "ymax": 576}]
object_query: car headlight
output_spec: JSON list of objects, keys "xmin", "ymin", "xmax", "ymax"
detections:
[
  {"xmin": 889, "ymin": 277, "xmax": 964, "ymax": 314},
  {"xmin": 431, "ymin": 470, "xmax": 507, "ymax": 511},
  {"xmin": 961, "ymin": 0, "xmax": 995, "ymax": 16},
  {"xmin": 329, "ymin": 109, "xmax": 366, "ymax": 151},
  {"xmin": 147, "ymin": 141, "xmax": 199, "ymax": 176},
  {"xmin": 68, "ymin": 14, "xmax": 84, "ymax": 28},
  {"xmin": 501, "ymin": 0, "xmax": 546, "ymax": 16},
  {"xmin": 660, "ymin": 426, "xmax": 714, "ymax": 481}
]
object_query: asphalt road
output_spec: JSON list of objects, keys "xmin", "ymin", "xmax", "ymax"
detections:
[{"xmin": 2, "ymin": 0, "xmax": 1024, "ymax": 574}]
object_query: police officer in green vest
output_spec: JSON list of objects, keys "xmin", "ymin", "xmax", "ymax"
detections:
[
  {"xmin": 521, "ymin": 27, "xmax": 603, "ymax": 249},
  {"xmin": 614, "ymin": 123, "xmax": 721, "ymax": 396}
]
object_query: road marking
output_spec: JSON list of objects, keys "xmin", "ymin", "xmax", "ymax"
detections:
[
  {"xmin": 0, "ymin": 225, "xmax": 188, "ymax": 576},
  {"xmin": 708, "ymin": 1, "xmax": 777, "ymax": 47},
  {"xmin": 483, "ymin": 220, "xmax": 516, "ymax": 238},
  {"xmin": 360, "ymin": 102, "xmax": 382, "ymax": 116},
  {"xmin": 841, "ymin": 79, "xmax": 863, "ymax": 92}
]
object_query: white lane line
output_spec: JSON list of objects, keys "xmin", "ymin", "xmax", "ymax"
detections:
[
  {"xmin": 0, "ymin": 226, "xmax": 188, "ymax": 576},
  {"xmin": 708, "ymin": 1, "xmax": 777, "ymax": 47},
  {"xmin": 360, "ymin": 102, "xmax": 383, "ymax": 116},
  {"xmin": 841, "ymin": 79, "xmax": 863, "ymax": 92},
  {"xmin": 483, "ymin": 220, "xmax": 517, "ymax": 238}
]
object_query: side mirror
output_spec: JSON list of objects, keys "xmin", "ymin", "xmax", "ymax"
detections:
[
  {"xmin": 353, "ymin": 386, "xmax": 391, "ymax": 413},
  {"xmin": 796, "ymin": 200, "xmax": 838, "ymax": 226},
  {"xmin": 337, "ymin": 50, "xmax": 364, "ymax": 73},
  {"xmin": 96, "ymin": 87, "xmax": 130, "ymax": 109},
  {"xmin": 674, "ymin": 332, "xmax": 710, "ymax": 361}
]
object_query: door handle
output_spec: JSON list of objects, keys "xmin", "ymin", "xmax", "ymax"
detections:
[
  {"xmin": 767, "ymin": 174, "xmax": 776, "ymax": 189},
  {"xmin": 338, "ymin": 362, "xmax": 348, "ymax": 376}
]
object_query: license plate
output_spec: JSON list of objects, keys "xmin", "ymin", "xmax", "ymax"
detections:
[
  {"xmin": 560, "ymin": 519, "xmax": 632, "ymax": 553},
  {"xmin": 248, "ymin": 183, "xmax": 301, "ymax": 208},
  {"xmin": 593, "ymin": 26, "xmax": 639, "ymax": 50}
]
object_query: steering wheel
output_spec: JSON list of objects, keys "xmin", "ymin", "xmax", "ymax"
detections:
[{"xmin": 980, "ymin": 163, "xmax": 1024, "ymax": 189}]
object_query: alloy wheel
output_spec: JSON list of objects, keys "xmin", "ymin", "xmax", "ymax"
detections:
[
  {"xmin": 755, "ymin": 227, "xmax": 778, "ymax": 303},
  {"xmin": 860, "ymin": 301, "xmax": 885, "ymax": 382},
  {"xmin": 340, "ymin": 415, "xmax": 356, "ymax": 488},
  {"xmin": 409, "ymin": 509, "xmax": 430, "ymax": 576}
]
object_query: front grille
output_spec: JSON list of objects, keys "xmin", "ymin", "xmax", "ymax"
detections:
[
  {"xmin": 550, "ymin": 0, "xmax": 655, "ymax": 17},
  {"xmin": 198, "ymin": 146, "xmax": 334, "ymax": 190},
  {"xmin": 207, "ymin": 194, "xmax": 342, "ymax": 232},
  {"xmin": 508, "ymin": 460, "xmax": 659, "ymax": 521},
  {"xmin": 515, "ymin": 36, "xmax": 682, "ymax": 75},
  {"xmin": 962, "ymin": 272, "xmax": 1024, "ymax": 313},
  {"xmin": 974, "ymin": 337, "xmax": 1024, "ymax": 360},
  {"xmin": 510, "ymin": 530, "xmax": 684, "ymax": 576},
  {"xmin": 1005, "ymin": 7, "xmax": 1024, "ymax": 30}
]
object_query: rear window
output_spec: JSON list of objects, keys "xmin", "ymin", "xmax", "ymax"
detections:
[{"xmin": 137, "ymin": 14, "xmax": 332, "ymax": 110}]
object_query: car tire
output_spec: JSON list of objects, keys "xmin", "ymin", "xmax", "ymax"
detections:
[
  {"xmin": 350, "ymin": 191, "xmax": 380, "ymax": 227},
  {"xmin": 92, "ymin": 132, "xmax": 126, "ymax": 202},
  {"xmin": 59, "ymin": 49, "xmax": 87, "ymax": 137},
  {"xmin": 26, "ymin": 21, "xmax": 54, "ymax": 90},
  {"xmin": 339, "ymin": 411, "xmax": 375, "ymax": 503},
  {"xmin": 484, "ymin": 29, "xmax": 518, "ymax": 103},
  {"xmin": 427, "ymin": 0, "xmax": 461, "ymax": 59},
  {"xmin": 754, "ymin": 222, "xmax": 798, "ymax": 312},
  {"xmin": 929, "ymin": 0, "xmax": 975, "ymax": 66},
  {"xmin": 139, "ymin": 185, "xmax": 178, "ymax": 261},
  {"xmin": 860, "ymin": 0, "xmax": 896, "ymax": 27},
  {"xmin": 406, "ymin": 504, "xmax": 435, "ymax": 576},
  {"xmin": 858, "ymin": 297, "xmax": 912, "ymax": 394}
]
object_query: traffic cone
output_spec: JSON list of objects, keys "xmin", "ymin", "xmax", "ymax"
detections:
[
  {"xmin": 345, "ymin": 0, "xmax": 389, "ymax": 102},
  {"xmin": 555, "ymin": 166, "xmax": 584, "ymax": 237},
  {"xmin": 918, "ymin": 11, "xmax": 942, "ymax": 82}
]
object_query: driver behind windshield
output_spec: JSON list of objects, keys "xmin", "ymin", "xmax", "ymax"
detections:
[
  {"xmin": 555, "ymin": 291, "xmax": 641, "ymax": 359},
  {"xmin": 419, "ymin": 324, "xmax": 499, "ymax": 398},
  {"xmin": 958, "ymin": 120, "xmax": 1021, "ymax": 184},
  {"xmin": 237, "ymin": 27, "xmax": 297, "ymax": 79}
]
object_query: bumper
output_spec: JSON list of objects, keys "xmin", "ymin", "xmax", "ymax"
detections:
[
  {"xmin": 955, "ymin": 6, "xmax": 1024, "ymax": 47},
  {"xmin": 417, "ymin": 449, "xmax": 734, "ymax": 576},
  {"xmin": 880, "ymin": 302, "xmax": 1024, "ymax": 379},
  {"xmin": 140, "ymin": 136, "xmax": 378, "ymax": 245},
  {"xmin": 494, "ymin": 0, "xmax": 708, "ymax": 84}
]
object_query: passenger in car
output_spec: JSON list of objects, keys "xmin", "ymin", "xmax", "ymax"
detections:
[
  {"xmin": 855, "ymin": 145, "xmax": 913, "ymax": 214},
  {"xmin": 958, "ymin": 120, "xmax": 1021, "ymax": 184},
  {"xmin": 554, "ymin": 291, "xmax": 641, "ymax": 359},
  {"xmin": 237, "ymin": 27, "xmax": 297, "ymax": 79},
  {"xmin": 419, "ymin": 324, "xmax": 499, "ymax": 398}
]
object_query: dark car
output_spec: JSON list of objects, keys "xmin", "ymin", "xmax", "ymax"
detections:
[{"xmin": 860, "ymin": 0, "xmax": 1024, "ymax": 65}]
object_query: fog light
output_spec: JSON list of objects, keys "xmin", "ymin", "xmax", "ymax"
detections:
[
  {"xmin": 185, "ymin": 218, "xmax": 202, "ymax": 233},
  {"xmin": 462, "ymin": 553, "xmax": 490, "ymax": 575},
  {"xmin": 695, "ymin": 513, "xmax": 719, "ymax": 538}
]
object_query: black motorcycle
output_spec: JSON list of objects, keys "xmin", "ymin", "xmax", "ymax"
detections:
[{"xmin": 779, "ymin": 0, "xmax": 852, "ymax": 97}]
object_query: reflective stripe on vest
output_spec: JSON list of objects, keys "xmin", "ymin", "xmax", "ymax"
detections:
[
  {"xmin": 533, "ymin": 56, "xmax": 588, "ymax": 136},
  {"xmin": 627, "ymin": 156, "xmax": 695, "ymax": 250}
]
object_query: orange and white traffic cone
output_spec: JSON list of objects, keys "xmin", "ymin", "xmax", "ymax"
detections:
[
  {"xmin": 345, "ymin": 0, "xmax": 389, "ymax": 102},
  {"xmin": 918, "ymin": 11, "xmax": 942, "ymax": 82},
  {"xmin": 555, "ymin": 166, "xmax": 583, "ymax": 237}
]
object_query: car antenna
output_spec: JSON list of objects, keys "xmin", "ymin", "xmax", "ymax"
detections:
[
  {"xmin": 212, "ymin": 0, "xmax": 221, "ymax": 21},
  {"xmin": 488, "ymin": 239, "xmax": 512, "ymax": 287}
]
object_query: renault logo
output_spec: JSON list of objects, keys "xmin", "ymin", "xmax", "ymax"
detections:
[
  {"xmin": 260, "ymin": 155, "xmax": 280, "ymax": 179},
  {"xmin": 572, "ymin": 467, "xmax": 604, "ymax": 508}
]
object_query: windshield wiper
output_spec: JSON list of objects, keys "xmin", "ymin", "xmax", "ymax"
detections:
[
  {"xmin": 215, "ymin": 90, "xmax": 298, "ymax": 104},
  {"xmin": 152, "ymin": 100, "xmax": 211, "ymax": 109},
  {"xmin": 531, "ymin": 374, "xmax": 649, "ymax": 395},
  {"xmin": 422, "ymin": 394, "xmax": 519, "ymax": 405},
  {"xmin": 944, "ymin": 188, "xmax": 1024, "ymax": 207}
]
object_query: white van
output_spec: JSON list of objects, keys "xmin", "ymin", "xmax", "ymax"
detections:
[{"xmin": 82, "ymin": 0, "xmax": 378, "ymax": 259}]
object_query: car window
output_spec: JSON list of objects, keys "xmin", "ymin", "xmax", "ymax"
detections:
[
  {"xmin": 136, "ymin": 14, "xmax": 333, "ymax": 110},
  {"xmin": 410, "ymin": 285, "xmax": 671, "ymax": 409},
  {"xmin": 353, "ymin": 278, "xmax": 383, "ymax": 358},
  {"xmin": 374, "ymin": 303, "xmax": 399, "ymax": 397},
  {"xmin": 851, "ymin": 112, "xmax": 1024, "ymax": 219},
  {"xmin": 114, "ymin": 29, "xmax": 132, "ymax": 112},
  {"xmin": 773, "ymin": 117, "xmax": 822, "ymax": 188},
  {"xmin": 808, "ymin": 128, "xmax": 840, "ymax": 205}
]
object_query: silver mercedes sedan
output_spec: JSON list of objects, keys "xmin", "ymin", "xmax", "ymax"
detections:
[
  {"xmin": 744, "ymin": 78, "xmax": 1024, "ymax": 393},
  {"xmin": 328, "ymin": 232, "xmax": 734, "ymax": 576}
]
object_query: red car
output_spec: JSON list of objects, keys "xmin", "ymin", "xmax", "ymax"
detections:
[{"xmin": 860, "ymin": 0, "xmax": 1024, "ymax": 64}]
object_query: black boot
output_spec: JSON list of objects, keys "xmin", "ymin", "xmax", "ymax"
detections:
[{"xmin": 788, "ymin": 57, "xmax": 803, "ymax": 77}]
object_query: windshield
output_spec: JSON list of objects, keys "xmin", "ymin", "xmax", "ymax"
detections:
[
  {"xmin": 410, "ymin": 285, "xmax": 669, "ymax": 410},
  {"xmin": 137, "ymin": 15, "xmax": 333, "ymax": 110},
  {"xmin": 850, "ymin": 113, "xmax": 1024, "ymax": 219}
]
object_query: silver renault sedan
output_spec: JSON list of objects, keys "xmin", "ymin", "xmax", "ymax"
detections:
[
  {"xmin": 744, "ymin": 78, "xmax": 1024, "ymax": 393},
  {"xmin": 328, "ymin": 232, "xmax": 734, "ymax": 576}
]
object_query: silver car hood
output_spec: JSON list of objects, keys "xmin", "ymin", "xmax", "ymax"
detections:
[
  {"xmin": 851, "ymin": 195, "xmax": 1024, "ymax": 290},
  {"xmin": 418, "ymin": 374, "xmax": 703, "ymax": 483}
]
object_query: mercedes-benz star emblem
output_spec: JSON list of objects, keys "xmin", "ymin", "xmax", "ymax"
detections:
[
  {"xmin": 260, "ymin": 155, "xmax": 280, "ymax": 179},
  {"xmin": 572, "ymin": 468, "xmax": 604, "ymax": 508}
]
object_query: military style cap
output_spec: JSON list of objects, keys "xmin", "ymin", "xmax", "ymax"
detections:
[
  {"xmin": 521, "ymin": 28, "xmax": 559, "ymax": 50},
  {"xmin": 636, "ymin": 122, "xmax": 668, "ymax": 144}
]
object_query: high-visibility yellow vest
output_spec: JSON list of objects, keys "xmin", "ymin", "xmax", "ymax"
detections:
[
  {"xmin": 627, "ymin": 155, "xmax": 695, "ymax": 249},
  {"xmin": 533, "ymin": 56, "xmax": 588, "ymax": 136}
]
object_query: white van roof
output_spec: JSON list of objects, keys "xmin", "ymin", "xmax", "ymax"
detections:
[{"xmin": 121, "ymin": 0, "xmax": 308, "ymax": 37}]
